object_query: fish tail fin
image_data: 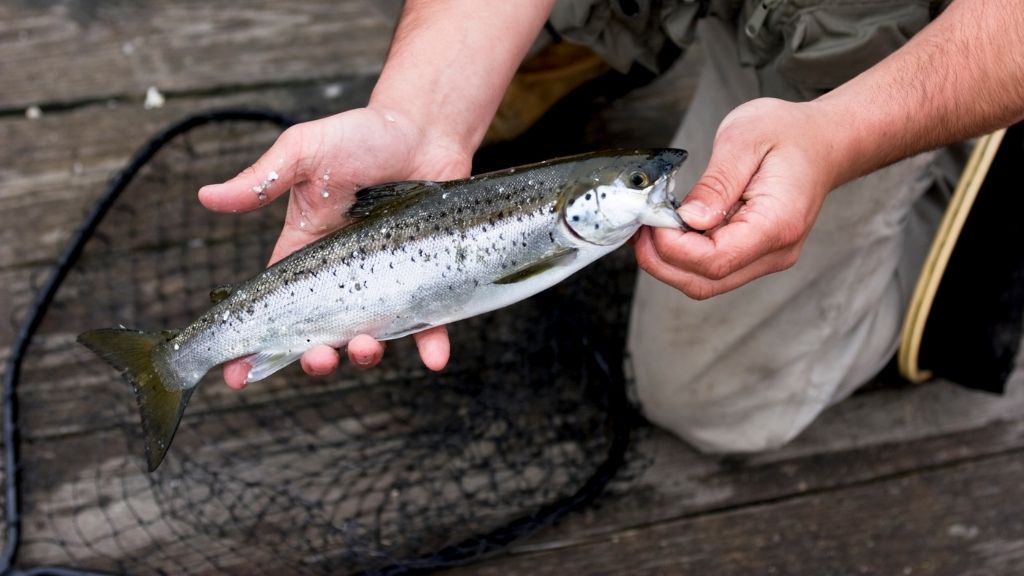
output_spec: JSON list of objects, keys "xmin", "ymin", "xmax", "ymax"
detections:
[{"xmin": 77, "ymin": 328, "xmax": 194, "ymax": 472}]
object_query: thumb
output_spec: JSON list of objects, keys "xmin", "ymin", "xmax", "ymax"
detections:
[
  {"xmin": 198, "ymin": 125, "xmax": 305, "ymax": 213},
  {"xmin": 678, "ymin": 129, "xmax": 764, "ymax": 231}
]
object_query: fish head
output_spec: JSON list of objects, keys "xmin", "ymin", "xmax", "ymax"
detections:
[{"xmin": 561, "ymin": 148, "xmax": 689, "ymax": 246}]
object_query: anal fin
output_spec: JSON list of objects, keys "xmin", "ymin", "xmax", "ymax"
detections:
[{"xmin": 244, "ymin": 349, "xmax": 303, "ymax": 383}]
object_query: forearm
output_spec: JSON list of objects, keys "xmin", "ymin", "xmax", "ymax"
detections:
[
  {"xmin": 815, "ymin": 0, "xmax": 1024, "ymax": 187},
  {"xmin": 369, "ymin": 0, "xmax": 556, "ymax": 162}
]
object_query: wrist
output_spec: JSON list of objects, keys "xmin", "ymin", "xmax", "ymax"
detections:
[
  {"xmin": 802, "ymin": 96, "xmax": 882, "ymax": 190},
  {"xmin": 364, "ymin": 100, "xmax": 474, "ymax": 180}
]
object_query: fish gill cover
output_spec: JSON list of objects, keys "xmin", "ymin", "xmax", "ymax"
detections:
[{"xmin": 0, "ymin": 111, "xmax": 641, "ymax": 575}]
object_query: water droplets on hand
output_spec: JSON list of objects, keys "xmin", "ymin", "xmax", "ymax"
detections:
[
  {"xmin": 320, "ymin": 169, "xmax": 331, "ymax": 198},
  {"xmin": 252, "ymin": 170, "xmax": 279, "ymax": 203}
]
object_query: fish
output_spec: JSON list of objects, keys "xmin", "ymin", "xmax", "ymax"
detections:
[{"xmin": 78, "ymin": 148, "xmax": 689, "ymax": 471}]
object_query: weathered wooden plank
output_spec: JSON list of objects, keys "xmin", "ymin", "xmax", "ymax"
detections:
[
  {"xmin": 16, "ymin": 370, "xmax": 1024, "ymax": 573},
  {"xmin": 0, "ymin": 76, "xmax": 376, "ymax": 273},
  {"xmin": 444, "ymin": 450, "xmax": 1024, "ymax": 576},
  {"xmin": 0, "ymin": 0, "xmax": 392, "ymax": 110}
]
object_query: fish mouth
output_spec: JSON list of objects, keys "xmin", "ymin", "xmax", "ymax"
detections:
[{"xmin": 640, "ymin": 171, "xmax": 691, "ymax": 231}]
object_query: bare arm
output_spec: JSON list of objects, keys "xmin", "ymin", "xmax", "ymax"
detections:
[
  {"xmin": 638, "ymin": 0, "xmax": 1024, "ymax": 299},
  {"xmin": 371, "ymin": 0, "xmax": 556, "ymax": 163},
  {"xmin": 820, "ymin": 0, "xmax": 1024, "ymax": 186},
  {"xmin": 201, "ymin": 0, "xmax": 555, "ymax": 387}
]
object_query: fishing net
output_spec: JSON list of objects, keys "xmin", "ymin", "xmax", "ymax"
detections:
[{"xmin": 1, "ymin": 110, "xmax": 640, "ymax": 575}]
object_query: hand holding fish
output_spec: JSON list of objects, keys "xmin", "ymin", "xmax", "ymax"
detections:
[
  {"xmin": 635, "ymin": 98, "xmax": 836, "ymax": 300},
  {"xmin": 198, "ymin": 107, "xmax": 470, "ymax": 387}
]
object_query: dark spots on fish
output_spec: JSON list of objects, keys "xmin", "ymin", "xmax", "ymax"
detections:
[
  {"xmin": 306, "ymin": 338, "xmax": 311, "ymax": 343},
  {"xmin": 585, "ymin": 193, "xmax": 592, "ymax": 200},
  {"xmin": 594, "ymin": 223, "xmax": 600, "ymax": 230},
  {"xmin": 497, "ymin": 210, "xmax": 505, "ymax": 219},
  {"xmin": 569, "ymin": 199, "xmax": 575, "ymax": 206},
  {"xmin": 321, "ymin": 257, "xmax": 327, "ymax": 265},
  {"xmin": 309, "ymin": 287, "xmax": 315, "ymax": 293},
  {"xmin": 290, "ymin": 291, "xmax": 295, "ymax": 297},
  {"xmin": 354, "ymin": 283, "xmax": 361, "ymax": 291},
  {"xmin": 549, "ymin": 231, "xmax": 555, "ymax": 243},
  {"xmin": 601, "ymin": 192, "xmax": 607, "ymax": 199},
  {"xmin": 572, "ymin": 215, "xmax": 580, "ymax": 222},
  {"xmin": 389, "ymin": 262, "xmax": 394, "ymax": 269},
  {"xmin": 521, "ymin": 241, "xmax": 527, "ymax": 247},
  {"xmin": 339, "ymin": 283, "xmax": 346, "ymax": 289}
]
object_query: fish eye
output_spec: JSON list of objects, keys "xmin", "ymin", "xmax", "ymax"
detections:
[{"xmin": 628, "ymin": 171, "xmax": 649, "ymax": 188}]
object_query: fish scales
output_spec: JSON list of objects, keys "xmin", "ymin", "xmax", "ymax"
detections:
[
  {"xmin": 169, "ymin": 166, "xmax": 568, "ymax": 381},
  {"xmin": 77, "ymin": 149, "xmax": 688, "ymax": 470}
]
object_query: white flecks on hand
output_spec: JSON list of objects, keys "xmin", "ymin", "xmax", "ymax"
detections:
[
  {"xmin": 251, "ymin": 170, "xmax": 280, "ymax": 202},
  {"xmin": 173, "ymin": 343, "xmax": 180, "ymax": 351},
  {"xmin": 144, "ymin": 86, "xmax": 165, "ymax": 109},
  {"xmin": 384, "ymin": 113, "xmax": 396, "ymax": 122},
  {"xmin": 25, "ymin": 106, "xmax": 42, "ymax": 120},
  {"xmin": 222, "ymin": 310, "xmax": 230, "ymax": 321}
]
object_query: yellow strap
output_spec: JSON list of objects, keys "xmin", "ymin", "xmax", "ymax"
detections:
[{"xmin": 898, "ymin": 128, "xmax": 1007, "ymax": 383}]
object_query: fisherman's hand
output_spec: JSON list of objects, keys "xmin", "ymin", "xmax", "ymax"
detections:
[
  {"xmin": 634, "ymin": 98, "xmax": 840, "ymax": 300},
  {"xmin": 199, "ymin": 107, "xmax": 470, "ymax": 388}
]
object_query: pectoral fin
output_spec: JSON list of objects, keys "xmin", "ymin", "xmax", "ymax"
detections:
[{"xmin": 494, "ymin": 247, "xmax": 577, "ymax": 285}]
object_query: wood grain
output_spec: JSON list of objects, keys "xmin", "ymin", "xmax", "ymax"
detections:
[
  {"xmin": 442, "ymin": 450, "xmax": 1024, "ymax": 576},
  {"xmin": 0, "ymin": 0, "xmax": 392, "ymax": 111}
]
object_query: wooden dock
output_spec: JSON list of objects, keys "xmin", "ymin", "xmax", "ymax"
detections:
[{"xmin": 2, "ymin": 2, "xmax": 1023, "ymax": 574}]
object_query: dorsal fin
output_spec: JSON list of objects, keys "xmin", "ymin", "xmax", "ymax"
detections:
[{"xmin": 347, "ymin": 181, "xmax": 439, "ymax": 220}]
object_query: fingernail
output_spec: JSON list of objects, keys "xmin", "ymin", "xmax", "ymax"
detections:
[{"xmin": 678, "ymin": 201, "xmax": 711, "ymax": 223}]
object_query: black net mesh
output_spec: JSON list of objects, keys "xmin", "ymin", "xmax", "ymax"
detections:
[{"xmin": 2, "ymin": 111, "xmax": 638, "ymax": 574}]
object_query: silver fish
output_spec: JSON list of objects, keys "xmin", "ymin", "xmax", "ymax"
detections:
[{"xmin": 78, "ymin": 148, "xmax": 689, "ymax": 470}]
